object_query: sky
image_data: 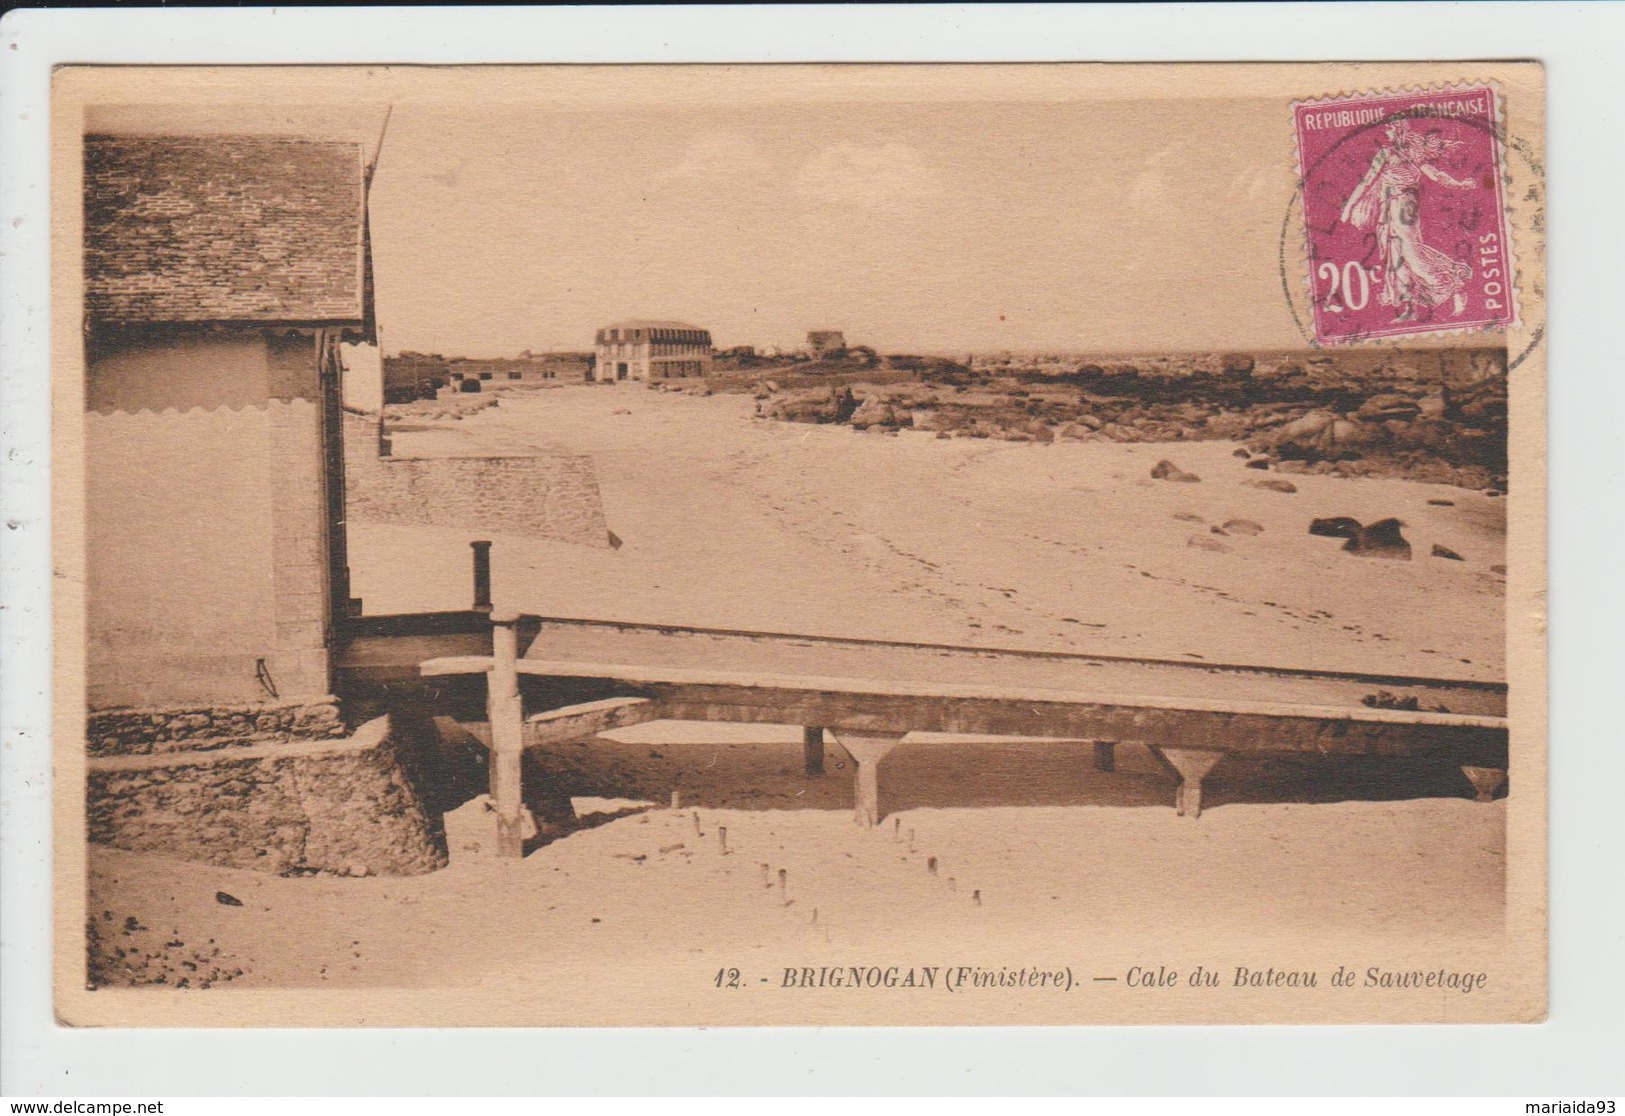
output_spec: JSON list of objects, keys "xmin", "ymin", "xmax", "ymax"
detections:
[
  {"xmin": 82, "ymin": 64, "xmax": 1531, "ymax": 359},
  {"xmin": 366, "ymin": 96, "xmax": 1300, "ymax": 357}
]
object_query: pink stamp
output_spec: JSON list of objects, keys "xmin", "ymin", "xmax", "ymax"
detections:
[{"xmin": 1292, "ymin": 84, "xmax": 1515, "ymax": 344}]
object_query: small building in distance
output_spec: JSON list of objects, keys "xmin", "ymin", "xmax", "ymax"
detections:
[
  {"xmin": 443, "ymin": 354, "xmax": 593, "ymax": 391},
  {"xmin": 593, "ymin": 319, "xmax": 712, "ymax": 382},
  {"xmin": 384, "ymin": 351, "xmax": 595, "ymax": 399},
  {"xmin": 807, "ymin": 330, "xmax": 847, "ymax": 358},
  {"xmin": 383, "ymin": 351, "xmax": 450, "ymax": 402},
  {"xmin": 83, "ymin": 132, "xmax": 373, "ymax": 709}
]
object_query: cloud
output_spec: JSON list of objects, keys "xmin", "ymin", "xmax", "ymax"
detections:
[
  {"xmin": 658, "ymin": 130, "xmax": 773, "ymax": 183},
  {"xmin": 794, "ymin": 142, "xmax": 946, "ymax": 212}
]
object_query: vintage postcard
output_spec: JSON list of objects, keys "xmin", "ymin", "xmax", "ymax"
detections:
[{"xmin": 51, "ymin": 62, "xmax": 1546, "ymax": 1027}]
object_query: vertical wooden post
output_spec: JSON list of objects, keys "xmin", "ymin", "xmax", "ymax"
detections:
[
  {"xmin": 470, "ymin": 540, "xmax": 494, "ymax": 613},
  {"xmin": 831, "ymin": 731, "xmax": 905, "ymax": 828},
  {"xmin": 802, "ymin": 726, "xmax": 826, "ymax": 776},
  {"xmin": 488, "ymin": 609, "xmax": 527, "ymax": 856},
  {"xmin": 1093, "ymin": 741, "xmax": 1116, "ymax": 773}
]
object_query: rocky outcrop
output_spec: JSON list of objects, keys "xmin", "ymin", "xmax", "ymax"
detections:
[
  {"xmin": 1309, "ymin": 516, "xmax": 1412, "ymax": 560},
  {"xmin": 1150, "ymin": 459, "xmax": 1200, "ymax": 482},
  {"xmin": 743, "ymin": 348, "xmax": 1507, "ymax": 488}
]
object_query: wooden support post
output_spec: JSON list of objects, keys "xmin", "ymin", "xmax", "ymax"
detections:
[
  {"xmin": 1093, "ymin": 741, "xmax": 1116, "ymax": 773},
  {"xmin": 488, "ymin": 610, "xmax": 530, "ymax": 856},
  {"xmin": 1157, "ymin": 747, "xmax": 1225, "ymax": 819},
  {"xmin": 1461, "ymin": 766, "xmax": 1506, "ymax": 803},
  {"xmin": 830, "ymin": 730, "xmax": 905, "ymax": 828},
  {"xmin": 803, "ymin": 726, "xmax": 826, "ymax": 776},
  {"xmin": 470, "ymin": 540, "xmax": 493, "ymax": 613}
]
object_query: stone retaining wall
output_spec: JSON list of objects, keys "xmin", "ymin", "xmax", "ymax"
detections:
[
  {"xmin": 88, "ymin": 696, "xmax": 345, "ymax": 758},
  {"xmin": 343, "ymin": 412, "xmax": 610, "ymax": 547},
  {"xmin": 87, "ymin": 716, "xmax": 447, "ymax": 877}
]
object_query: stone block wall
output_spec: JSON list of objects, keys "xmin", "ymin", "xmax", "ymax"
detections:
[
  {"xmin": 342, "ymin": 412, "xmax": 609, "ymax": 547},
  {"xmin": 87, "ymin": 696, "xmax": 344, "ymax": 758},
  {"xmin": 87, "ymin": 716, "xmax": 447, "ymax": 877}
]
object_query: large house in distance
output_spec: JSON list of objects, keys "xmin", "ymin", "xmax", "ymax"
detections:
[
  {"xmin": 82, "ymin": 132, "xmax": 374, "ymax": 710},
  {"xmin": 592, "ymin": 319, "xmax": 712, "ymax": 381}
]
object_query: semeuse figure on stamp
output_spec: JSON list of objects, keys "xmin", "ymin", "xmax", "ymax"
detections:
[{"xmin": 1340, "ymin": 119, "xmax": 1479, "ymax": 323}]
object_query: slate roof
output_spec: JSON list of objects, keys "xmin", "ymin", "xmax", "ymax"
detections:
[
  {"xmin": 602, "ymin": 319, "xmax": 708, "ymax": 333},
  {"xmin": 84, "ymin": 135, "xmax": 369, "ymax": 326}
]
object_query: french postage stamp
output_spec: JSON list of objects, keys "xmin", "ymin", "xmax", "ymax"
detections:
[{"xmin": 1292, "ymin": 84, "xmax": 1516, "ymax": 345}]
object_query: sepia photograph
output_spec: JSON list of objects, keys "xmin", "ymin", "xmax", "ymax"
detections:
[{"xmin": 49, "ymin": 61, "xmax": 1546, "ymax": 1028}]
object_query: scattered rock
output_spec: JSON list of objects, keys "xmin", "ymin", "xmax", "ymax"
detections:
[
  {"xmin": 1356, "ymin": 393, "xmax": 1423, "ymax": 422},
  {"xmin": 1150, "ymin": 459, "xmax": 1200, "ymax": 483},
  {"xmin": 215, "ymin": 892, "xmax": 242, "ymax": 907},
  {"xmin": 1209, "ymin": 525, "xmax": 1228, "ymax": 536},
  {"xmin": 1221, "ymin": 518, "xmax": 1264, "ymax": 536},
  {"xmin": 1490, "ymin": 564, "xmax": 1507, "ymax": 575},
  {"xmin": 1309, "ymin": 517, "xmax": 1363, "ymax": 539},
  {"xmin": 1484, "ymin": 489, "xmax": 1502, "ymax": 498},
  {"xmin": 1431, "ymin": 543, "xmax": 1465, "ymax": 561},
  {"xmin": 1310, "ymin": 515, "xmax": 1413, "ymax": 558},
  {"xmin": 1427, "ymin": 498, "xmax": 1456, "ymax": 507},
  {"xmin": 1232, "ymin": 447, "xmax": 1251, "ymax": 458},
  {"xmin": 849, "ymin": 396, "xmax": 900, "ymax": 429},
  {"xmin": 1186, "ymin": 534, "xmax": 1229, "ymax": 553},
  {"xmin": 1172, "ymin": 512, "xmax": 1206, "ymax": 523},
  {"xmin": 1244, "ymin": 457, "xmax": 1272, "ymax": 470},
  {"xmin": 1247, "ymin": 478, "xmax": 1298, "ymax": 494},
  {"xmin": 1345, "ymin": 518, "xmax": 1412, "ymax": 561}
]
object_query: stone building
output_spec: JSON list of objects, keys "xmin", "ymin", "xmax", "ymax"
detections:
[
  {"xmin": 807, "ymin": 330, "xmax": 847, "ymax": 357},
  {"xmin": 83, "ymin": 132, "xmax": 374, "ymax": 710},
  {"xmin": 593, "ymin": 319, "xmax": 713, "ymax": 381}
]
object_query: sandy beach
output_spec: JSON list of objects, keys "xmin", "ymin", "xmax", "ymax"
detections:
[
  {"xmin": 85, "ymin": 385, "xmax": 1510, "ymax": 1007},
  {"xmin": 357, "ymin": 386, "xmax": 1506, "ymax": 677}
]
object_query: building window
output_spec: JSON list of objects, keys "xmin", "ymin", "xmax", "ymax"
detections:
[
  {"xmin": 509, "ymin": 372, "xmax": 522, "ymax": 380},
  {"xmin": 480, "ymin": 372, "xmax": 493, "ymax": 381}
]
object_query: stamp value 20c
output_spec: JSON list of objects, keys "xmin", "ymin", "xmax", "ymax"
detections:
[{"xmin": 1292, "ymin": 84, "xmax": 1516, "ymax": 345}]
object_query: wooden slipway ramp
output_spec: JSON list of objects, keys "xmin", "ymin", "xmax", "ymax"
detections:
[{"xmin": 395, "ymin": 611, "xmax": 1509, "ymax": 858}]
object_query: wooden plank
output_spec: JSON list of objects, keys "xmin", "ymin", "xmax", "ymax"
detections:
[
  {"xmin": 652, "ymin": 696, "xmax": 1504, "ymax": 764},
  {"xmin": 421, "ymin": 654, "xmax": 495, "ymax": 677},
  {"xmin": 524, "ymin": 697, "xmax": 666, "ymax": 748},
  {"xmin": 341, "ymin": 610, "xmax": 494, "ymax": 638},
  {"xmin": 521, "ymin": 620, "xmax": 1507, "ymax": 717},
  {"xmin": 508, "ymin": 659, "xmax": 1508, "ymax": 731},
  {"xmin": 522, "ymin": 613, "xmax": 1503, "ymax": 695}
]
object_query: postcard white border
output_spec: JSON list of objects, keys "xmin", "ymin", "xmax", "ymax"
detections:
[{"xmin": 3, "ymin": 2, "xmax": 1621, "ymax": 1097}]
